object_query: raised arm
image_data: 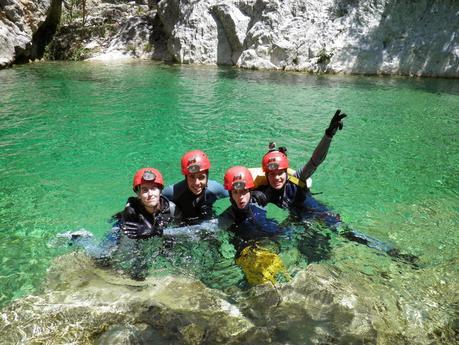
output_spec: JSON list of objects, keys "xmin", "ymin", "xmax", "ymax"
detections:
[{"xmin": 299, "ymin": 110, "xmax": 347, "ymax": 181}]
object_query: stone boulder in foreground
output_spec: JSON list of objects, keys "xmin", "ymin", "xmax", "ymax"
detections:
[{"xmin": 0, "ymin": 252, "xmax": 455, "ymax": 344}]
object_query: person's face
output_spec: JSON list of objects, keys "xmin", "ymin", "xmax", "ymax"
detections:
[
  {"xmin": 267, "ymin": 170, "xmax": 287, "ymax": 190},
  {"xmin": 186, "ymin": 171, "xmax": 208, "ymax": 195},
  {"xmin": 231, "ymin": 189, "xmax": 251, "ymax": 209},
  {"xmin": 137, "ymin": 182, "xmax": 161, "ymax": 211}
]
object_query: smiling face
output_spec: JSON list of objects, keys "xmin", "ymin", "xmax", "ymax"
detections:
[
  {"xmin": 137, "ymin": 182, "xmax": 161, "ymax": 213},
  {"xmin": 186, "ymin": 171, "xmax": 208, "ymax": 195},
  {"xmin": 267, "ymin": 169, "xmax": 287, "ymax": 190},
  {"xmin": 231, "ymin": 189, "xmax": 251, "ymax": 209}
]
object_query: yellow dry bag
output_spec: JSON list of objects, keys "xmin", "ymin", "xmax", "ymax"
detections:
[{"xmin": 236, "ymin": 245, "xmax": 290, "ymax": 285}]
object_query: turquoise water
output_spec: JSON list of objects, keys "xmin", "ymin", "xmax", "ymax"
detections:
[{"xmin": 0, "ymin": 61, "xmax": 458, "ymax": 308}]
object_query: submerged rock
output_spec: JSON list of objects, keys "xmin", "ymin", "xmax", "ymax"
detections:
[
  {"xmin": 0, "ymin": 252, "xmax": 254, "ymax": 344},
  {"xmin": 237, "ymin": 262, "xmax": 457, "ymax": 344},
  {"xmin": 0, "ymin": 251, "xmax": 456, "ymax": 344}
]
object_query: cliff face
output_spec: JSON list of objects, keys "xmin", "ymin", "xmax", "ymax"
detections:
[
  {"xmin": 0, "ymin": 0, "xmax": 61, "ymax": 67},
  {"xmin": 1, "ymin": 0, "xmax": 458, "ymax": 77},
  {"xmin": 156, "ymin": 0, "xmax": 459, "ymax": 77}
]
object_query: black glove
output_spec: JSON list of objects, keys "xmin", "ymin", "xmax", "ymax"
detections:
[
  {"xmin": 325, "ymin": 109, "xmax": 347, "ymax": 137},
  {"xmin": 251, "ymin": 190, "xmax": 268, "ymax": 207},
  {"xmin": 197, "ymin": 202, "xmax": 213, "ymax": 220},
  {"xmin": 121, "ymin": 214, "xmax": 163, "ymax": 239}
]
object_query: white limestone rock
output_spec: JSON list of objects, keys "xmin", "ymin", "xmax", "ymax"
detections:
[
  {"xmin": 155, "ymin": 0, "xmax": 459, "ymax": 77},
  {"xmin": 1, "ymin": 0, "xmax": 457, "ymax": 76},
  {"xmin": 0, "ymin": 0, "xmax": 61, "ymax": 67},
  {"xmin": 157, "ymin": 0, "xmax": 220, "ymax": 64},
  {"xmin": 210, "ymin": 3, "xmax": 251, "ymax": 64}
]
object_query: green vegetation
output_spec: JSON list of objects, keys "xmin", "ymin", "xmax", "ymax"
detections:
[
  {"xmin": 63, "ymin": 0, "xmax": 87, "ymax": 26},
  {"xmin": 317, "ymin": 48, "xmax": 333, "ymax": 64}
]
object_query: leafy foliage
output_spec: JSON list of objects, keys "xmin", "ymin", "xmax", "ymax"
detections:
[{"xmin": 62, "ymin": 0, "xmax": 87, "ymax": 26}]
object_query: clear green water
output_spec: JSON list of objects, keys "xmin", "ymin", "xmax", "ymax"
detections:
[{"xmin": 0, "ymin": 61, "xmax": 458, "ymax": 308}]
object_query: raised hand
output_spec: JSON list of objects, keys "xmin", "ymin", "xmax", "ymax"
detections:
[{"xmin": 325, "ymin": 109, "xmax": 347, "ymax": 137}]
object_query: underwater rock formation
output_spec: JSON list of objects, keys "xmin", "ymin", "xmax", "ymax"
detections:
[
  {"xmin": 0, "ymin": 0, "xmax": 62, "ymax": 67},
  {"xmin": 0, "ymin": 251, "xmax": 456, "ymax": 344},
  {"xmin": 0, "ymin": 253, "xmax": 254, "ymax": 345}
]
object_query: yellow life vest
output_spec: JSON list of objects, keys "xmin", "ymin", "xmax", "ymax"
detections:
[{"xmin": 249, "ymin": 167, "xmax": 312, "ymax": 189}]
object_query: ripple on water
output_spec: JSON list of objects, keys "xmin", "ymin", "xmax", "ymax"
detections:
[{"xmin": 0, "ymin": 63, "xmax": 457, "ymax": 343}]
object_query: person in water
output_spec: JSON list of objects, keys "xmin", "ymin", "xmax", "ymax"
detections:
[
  {"xmin": 67, "ymin": 167, "xmax": 180, "ymax": 280},
  {"xmin": 253, "ymin": 110, "xmax": 418, "ymax": 264},
  {"xmin": 163, "ymin": 150, "xmax": 228, "ymax": 225},
  {"xmin": 219, "ymin": 165, "xmax": 283, "ymax": 241},
  {"xmin": 114, "ymin": 167, "xmax": 181, "ymax": 239},
  {"xmin": 255, "ymin": 109, "xmax": 347, "ymax": 218},
  {"xmin": 218, "ymin": 166, "xmax": 289, "ymax": 285},
  {"xmin": 112, "ymin": 168, "xmax": 180, "ymax": 277}
]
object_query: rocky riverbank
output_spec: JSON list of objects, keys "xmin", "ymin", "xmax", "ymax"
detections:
[
  {"xmin": 0, "ymin": 0, "xmax": 61, "ymax": 66},
  {"xmin": 1, "ymin": 0, "xmax": 458, "ymax": 74}
]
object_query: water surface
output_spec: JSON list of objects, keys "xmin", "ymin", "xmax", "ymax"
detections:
[{"xmin": 0, "ymin": 61, "xmax": 458, "ymax": 309}]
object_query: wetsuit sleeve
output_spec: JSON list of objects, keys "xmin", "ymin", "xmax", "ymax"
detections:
[
  {"xmin": 168, "ymin": 200, "xmax": 183, "ymax": 223},
  {"xmin": 207, "ymin": 180, "xmax": 229, "ymax": 199},
  {"xmin": 250, "ymin": 190, "xmax": 268, "ymax": 207},
  {"xmin": 298, "ymin": 134, "xmax": 332, "ymax": 181},
  {"xmin": 107, "ymin": 222, "xmax": 123, "ymax": 244},
  {"xmin": 217, "ymin": 207, "xmax": 234, "ymax": 230},
  {"xmin": 162, "ymin": 184, "xmax": 174, "ymax": 201}
]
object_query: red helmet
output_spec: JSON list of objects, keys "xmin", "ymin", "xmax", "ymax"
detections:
[
  {"xmin": 262, "ymin": 151, "xmax": 289, "ymax": 172},
  {"xmin": 132, "ymin": 168, "xmax": 164, "ymax": 192},
  {"xmin": 181, "ymin": 150, "xmax": 211, "ymax": 175},
  {"xmin": 224, "ymin": 166, "xmax": 255, "ymax": 191}
]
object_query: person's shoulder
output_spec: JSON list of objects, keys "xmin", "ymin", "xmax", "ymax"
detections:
[
  {"xmin": 255, "ymin": 184, "xmax": 271, "ymax": 193},
  {"xmin": 207, "ymin": 179, "xmax": 223, "ymax": 188},
  {"xmin": 163, "ymin": 180, "xmax": 187, "ymax": 200},
  {"xmin": 217, "ymin": 206, "xmax": 235, "ymax": 228},
  {"xmin": 162, "ymin": 197, "xmax": 182, "ymax": 220},
  {"xmin": 249, "ymin": 202, "xmax": 266, "ymax": 212},
  {"xmin": 207, "ymin": 180, "xmax": 228, "ymax": 197},
  {"xmin": 125, "ymin": 196, "xmax": 139, "ymax": 207},
  {"xmin": 123, "ymin": 196, "xmax": 143, "ymax": 213}
]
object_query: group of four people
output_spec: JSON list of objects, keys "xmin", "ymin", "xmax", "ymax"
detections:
[
  {"xmin": 90, "ymin": 109, "xmax": 417, "ymax": 281},
  {"xmin": 114, "ymin": 110, "xmax": 347, "ymax": 244}
]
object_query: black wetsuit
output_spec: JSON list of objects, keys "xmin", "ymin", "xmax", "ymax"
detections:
[
  {"xmin": 218, "ymin": 197, "xmax": 286, "ymax": 257},
  {"xmin": 163, "ymin": 179, "xmax": 228, "ymax": 224},
  {"xmin": 87, "ymin": 195, "xmax": 181, "ymax": 280},
  {"xmin": 113, "ymin": 195, "xmax": 180, "ymax": 234},
  {"xmin": 256, "ymin": 133, "xmax": 332, "ymax": 213},
  {"xmin": 255, "ymin": 135, "xmax": 417, "ymax": 264}
]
